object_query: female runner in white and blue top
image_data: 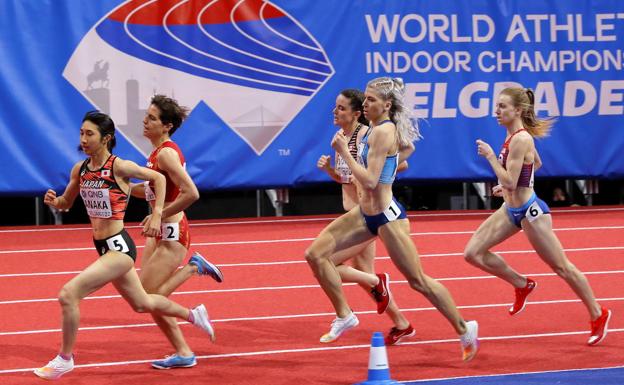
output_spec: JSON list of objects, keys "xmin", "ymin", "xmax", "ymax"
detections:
[{"xmin": 305, "ymin": 77, "xmax": 479, "ymax": 361}]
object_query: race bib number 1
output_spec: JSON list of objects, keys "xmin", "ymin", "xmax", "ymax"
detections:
[
  {"xmin": 526, "ymin": 201, "xmax": 544, "ymax": 223},
  {"xmin": 383, "ymin": 200, "xmax": 401, "ymax": 221}
]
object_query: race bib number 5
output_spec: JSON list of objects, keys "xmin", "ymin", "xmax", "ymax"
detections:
[
  {"xmin": 525, "ymin": 201, "xmax": 544, "ymax": 223},
  {"xmin": 106, "ymin": 234, "xmax": 130, "ymax": 253}
]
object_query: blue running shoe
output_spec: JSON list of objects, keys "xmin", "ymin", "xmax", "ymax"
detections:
[
  {"xmin": 189, "ymin": 252, "xmax": 223, "ymax": 283},
  {"xmin": 151, "ymin": 354, "xmax": 197, "ymax": 369}
]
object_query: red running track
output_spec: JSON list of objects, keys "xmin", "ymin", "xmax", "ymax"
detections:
[{"xmin": 0, "ymin": 206, "xmax": 623, "ymax": 385}]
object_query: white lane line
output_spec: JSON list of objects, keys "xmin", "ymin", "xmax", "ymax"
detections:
[
  {"xmin": 2, "ymin": 225, "xmax": 623, "ymax": 254},
  {"xmin": 1, "ymin": 328, "xmax": 622, "ymax": 374},
  {"xmin": 1, "ymin": 245, "xmax": 623, "ymax": 278},
  {"xmin": 1, "ymin": 296, "xmax": 622, "ymax": 337},
  {"xmin": 1, "ymin": 206, "xmax": 621, "ymax": 233},
  {"xmin": 1, "ymin": 270, "xmax": 622, "ymax": 305}
]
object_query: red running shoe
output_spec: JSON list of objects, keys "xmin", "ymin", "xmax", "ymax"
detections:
[
  {"xmin": 509, "ymin": 278, "xmax": 537, "ymax": 316},
  {"xmin": 588, "ymin": 307, "xmax": 612, "ymax": 346},
  {"xmin": 385, "ymin": 324, "xmax": 416, "ymax": 346},
  {"xmin": 371, "ymin": 273, "xmax": 390, "ymax": 314}
]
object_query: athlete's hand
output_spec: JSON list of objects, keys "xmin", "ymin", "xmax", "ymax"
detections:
[
  {"xmin": 317, "ymin": 155, "xmax": 331, "ymax": 170},
  {"xmin": 476, "ymin": 139, "xmax": 495, "ymax": 160},
  {"xmin": 491, "ymin": 184, "xmax": 504, "ymax": 197},
  {"xmin": 331, "ymin": 131, "xmax": 348, "ymax": 154},
  {"xmin": 43, "ymin": 189, "xmax": 58, "ymax": 207},
  {"xmin": 141, "ymin": 214, "xmax": 161, "ymax": 238}
]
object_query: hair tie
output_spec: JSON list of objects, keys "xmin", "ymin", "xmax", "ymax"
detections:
[
  {"xmin": 525, "ymin": 88, "xmax": 535, "ymax": 105},
  {"xmin": 392, "ymin": 77, "xmax": 405, "ymax": 93}
]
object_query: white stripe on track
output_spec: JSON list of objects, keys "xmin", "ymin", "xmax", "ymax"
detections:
[
  {"xmin": 1, "ymin": 207, "xmax": 622, "ymax": 233},
  {"xmin": 1, "ymin": 328, "xmax": 622, "ymax": 374},
  {"xmin": 1, "ymin": 245, "xmax": 623, "ymax": 278},
  {"xmin": 1, "ymin": 225, "xmax": 623, "ymax": 255},
  {"xmin": 1, "ymin": 270, "xmax": 623, "ymax": 305},
  {"xmin": 1, "ymin": 296, "xmax": 622, "ymax": 337}
]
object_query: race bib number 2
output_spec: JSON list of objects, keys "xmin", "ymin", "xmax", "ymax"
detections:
[
  {"xmin": 525, "ymin": 201, "xmax": 544, "ymax": 223},
  {"xmin": 161, "ymin": 222, "xmax": 180, "ymax": 241}
]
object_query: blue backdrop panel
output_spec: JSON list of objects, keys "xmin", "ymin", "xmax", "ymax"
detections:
[{"xmin": 1, "ymin": 1, "xmax": 623, "ymax": 194}]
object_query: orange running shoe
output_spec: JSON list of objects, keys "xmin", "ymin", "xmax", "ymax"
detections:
[
  {"xmin": 460, "ymin": 320, "xmax": 479, "ymax": 362},
  {"xmin": 509, "ymin": 278, "xmax": 537, "ymax": 316},
  {"xmin": 371, "ymin": 273, "xmax": 391, "ymax": 314},
  {"xmin": 34, "ymin": 355, "xmax": 74, "ymax": 380},
  {"xmin": 588, "ymin": 307, "xmax": 612, "ymax": 346}
]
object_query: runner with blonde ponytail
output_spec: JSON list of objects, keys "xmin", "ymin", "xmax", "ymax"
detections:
[{"xmin": 305, "ymin": 77, "xmax": 479, "ymax": 361}]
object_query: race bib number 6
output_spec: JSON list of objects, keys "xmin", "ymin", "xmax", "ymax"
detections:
[{"xmin": 525, "ymin": 201, "xmax": 544, "ymax": 223}]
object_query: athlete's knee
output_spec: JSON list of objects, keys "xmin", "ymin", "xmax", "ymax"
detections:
[
  {"xmin": 128, "ymin": 297, "xmax": 153, "ymax": 313},
  {"xmin": 406, "ymin": 274, "xmax": 431, "ymax": 295},
  {"xmin": 305, "ymin": 245, "xmax": 328, "ymax": 266},
  {"xmin": 58, "ymin": 285, "xmax": 79, "ymax": 308},
  {"xmin": 551, "ymin": 261, "xmax": 577, "ymax": 280},
  {"xmin": 463, "ymin": 244, "xmax": 484, "ymax": 265}
]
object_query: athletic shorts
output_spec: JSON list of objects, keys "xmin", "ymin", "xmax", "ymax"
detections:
[
  {"xmin": 505, "ymin": 192, "xmax": 551, "ymax": 228},
  {"xmin": 93, "ymin": 228, "xmax": 137, "ymax": 261},
  {"xmin": 361, "ymin": 197, "xmax": 407, "ymax": 235}
]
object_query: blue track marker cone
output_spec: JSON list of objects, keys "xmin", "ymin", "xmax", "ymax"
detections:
[{"xmin": 354, "ymin": 332, "xmax": 398, "ymax": 385}]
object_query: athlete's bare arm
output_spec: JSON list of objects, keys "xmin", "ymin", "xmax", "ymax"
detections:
[
  {"xmin": 157, "ymin": 147, "xmax": 200, "ymax": 218},
  {"xmin": 128, "ymin": 182, "xmax": 146, "ymax": 198},
  {"xmin": 476, "ymin": 134, "xmax": 531, "ymax": 190},
  {"xmin": 534, "ymin": 148, "xmax": 543, "ymax": 170},
  {"xmin": 335, "ymin": 122, "xmax": 394, "ymax": 190},
  {"xmin": 115, "ymin": 159, "xmax": 166, "ymax": 237},
  {"xmin": 43, "ymin": 161, "xmax": 82, "ymax": 211},
  {"xmin": 397, "ymin": 141, "xmax": 415, "ymax": 172},
  {"xmin": 317, "ymin": 153, "xmax": 342, "ymax": 183}
]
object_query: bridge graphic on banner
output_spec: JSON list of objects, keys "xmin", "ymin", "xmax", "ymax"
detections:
[{"xmin": 64, "ymin": 0, "xmax": 334, "ymax": 156}]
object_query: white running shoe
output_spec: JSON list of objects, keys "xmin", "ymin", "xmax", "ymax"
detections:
[
  {"xmin": 33, "ymin": 354, "xmax": 74, "ymax": 380},
  {"xmin": 460, "ymin": 320, "xmax": 479, "ymax": 362},
  {"xmin": 320, "ymin": 312, "xmax": 359, "ymax": 343},
  {"xmin": 191, "ymin": 304, "xmax": 216, "ymax": 342}
]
